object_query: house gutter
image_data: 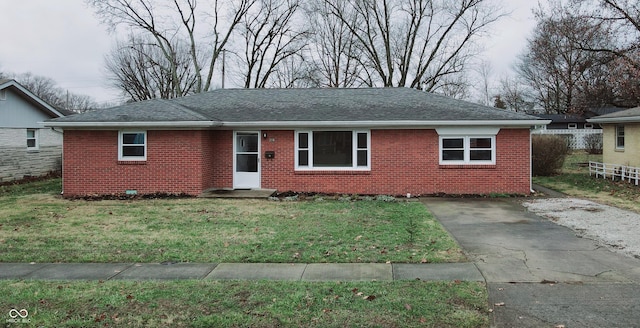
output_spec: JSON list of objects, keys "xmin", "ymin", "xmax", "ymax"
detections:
[
  {"xmin": 42, "ymin": 121, "xmax": 221, "ymax": 129},
  {"xmin": 587, "ymin": 117, "xmax": 640, "ymax": 124},
  {"xmin": 220, "ymin": 120, "xmax": 551, "ymax": 129},
  {"xmin": 43, "ymin": 119, "xmax": 551, "ymax": 129}
]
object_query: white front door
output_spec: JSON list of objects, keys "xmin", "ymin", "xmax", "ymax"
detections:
[{"xmin": 233, "ymin": 131, "xmax": 260, "ymax": 189}]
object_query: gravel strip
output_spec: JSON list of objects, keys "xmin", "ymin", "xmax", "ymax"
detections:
[{"xmin": 522, "ymin": 198, "xmax": 640, "ymax": 258}]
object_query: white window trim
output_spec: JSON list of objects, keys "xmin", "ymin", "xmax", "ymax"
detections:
[
  {"xmin": 439, "ymin": 135, "xmax": 496, "ymax": 165},
  {"xmin": 26, "ymin": 129, "xmax": 39, "ymax": 150},
  {"xmin": 584, "ymin": 123, "xmax": 594, "ymax": 129},
  {"xmin": 616, "ymin": 125, "xmax": 625, "ymax": 150},
  {"xmin": 118, "ymin": 130, "xmax": 147, "ymax": 161},
  {"xmin": 567, "ymin": 123, "xmax": 578, "ymax": 129},
  {"xmin": 295, "ymin": 130, "xmax": 371, "ymax": 171}
]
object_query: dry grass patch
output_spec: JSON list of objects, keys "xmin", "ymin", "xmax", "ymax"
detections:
[{"xmin": 0, "ymin": 179, "xmax": 464, "ymax": 263}]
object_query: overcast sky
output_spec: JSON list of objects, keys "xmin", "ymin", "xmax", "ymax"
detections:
[{"xmin": 0, "ymin": 0, "xmax": 538, "ymax": 105}]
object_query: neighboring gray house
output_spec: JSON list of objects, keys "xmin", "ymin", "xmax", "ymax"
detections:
[{"xmin": 0, "ymin": 79, "xmax": 66, "ymax": 182}]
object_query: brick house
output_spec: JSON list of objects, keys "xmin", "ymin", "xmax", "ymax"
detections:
[
  {"xmin": 45, "ymin": 88, "xmax": 548, "ymax": 197},
  {"xmin": 0, "ymin": 79, "xmax": 66, "ymax": 182}
]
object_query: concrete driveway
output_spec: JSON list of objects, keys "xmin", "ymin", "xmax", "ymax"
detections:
[{"xmin": 423, "ymin": 198, "xmax": 640, "ymax": 328}]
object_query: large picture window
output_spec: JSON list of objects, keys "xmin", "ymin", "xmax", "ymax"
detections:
[
  {"xmin": 440, "ymin": 136, "xmax": 495, "ymax": 165},
  {"xmin": 296, "ymin": 130, "xmax": 370, "ymax": 170},
  {"xmin": 119, "ymin": 131, "xmax": 147, "ymax": 161},
  {"xmin": 616, "ymin": 125, "xmax": 625, "ymax": 150}
]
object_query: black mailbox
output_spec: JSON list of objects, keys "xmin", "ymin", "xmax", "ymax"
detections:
[{"xmin": 265, "ymin": 151, "xmax": 275, "ymax": 159}]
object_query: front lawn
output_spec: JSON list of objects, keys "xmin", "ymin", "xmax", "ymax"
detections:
[
  {"xmin": 0, "ymin": 179, "xmax": 464, "ymax": 264},
  {"xmin": 0, "ymin": 280, "xmax": 488, "ymax": 327},
  {"xmin": 534, "ymin": 151, "xmax": 640, "ymax": 212}
]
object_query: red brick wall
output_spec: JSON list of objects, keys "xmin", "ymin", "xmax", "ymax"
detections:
[
  {"xmin": 261, "ymin": 129, "xmax": 531, "ymax": 195},
  {"xmin": 62, "ymin": 130, "xmax": 216, "ymax": 197},
  {"xmin": 63, "ymin": 128, "xmax": 531, "ymax": 196}
]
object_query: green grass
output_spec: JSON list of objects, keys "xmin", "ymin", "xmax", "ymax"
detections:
[
  {"xmin": 0, "ymin": 280, "xmax": 488, "ymax": 327},
  {"xmin": 0, "ymin": 179, "xmax": 464, "ymax": 263},
  {"xmin": 533, "ymin": 151, "xmax": 640, "ymax": 212}
]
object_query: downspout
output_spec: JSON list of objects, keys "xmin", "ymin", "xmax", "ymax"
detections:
[
  {"xmin": 50, "ymin": 127, "xmax": 64, "ymax": 195},
  {"xmin": 530, "ymin": 127, "xmax": 534, "ymax": 194}
]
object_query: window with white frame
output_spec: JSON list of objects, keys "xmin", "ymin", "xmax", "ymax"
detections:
[
  {"xmin": 616, "ymin": 124, "xmax": 625, "ymax": 150},
  {"xmin": 567, "ymin": 123, "xmax": 577, "ymax": 129},
  {"xmin": 295, "ymin": 130, "xmax": 370, "ymax": 170},
  {"xmin": 0, "ymin": 90, "xmax": 6, "ymax": 100},
  {"xmin": 119, "ymin": 131, "xmax": 147, "ymax": 160},
  {"xmin": 440, "ymin": 136, "xmax": 495, "ymax": 165},
  {"xmin": 26, "ymin": 129, "xmax": 38, "ymax": 150},
  {"xmin": 584, "ymin": 123, "xmax": 594, "ymax": 129}
]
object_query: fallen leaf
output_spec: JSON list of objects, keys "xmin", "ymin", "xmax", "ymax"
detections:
[
  {"xmin": 404, "ymin": 304, "xmax": 412, "ymax": 311},
  {"xmin": 126, "ymin": 294, "xmax": 134, "ymax": 300},
  {"xmin": 494, "ymin": 302, "xmax": 505, "ymax": 307},
  {"xmin": 355, "ymin": 235, "xmax": 363, "ymax": 241},
  {"xmin": 555, "ymin": 325, "xmax": 566, "ymax": 328},
  {"xmin": 453, "ymin": 279, "xmax": 461, "ymax": 284},
  {"xmin": 356, "ymin": 292, "xmax": 364, "ymax": 296},
  {"xmin": 363, "ymin": 295, "xmax": 376, "ymax": 301},
  {"xmin": 420, "ymin": 258, "xmax": 429, "ymax": 263}
]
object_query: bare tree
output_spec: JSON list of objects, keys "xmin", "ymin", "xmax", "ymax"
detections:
[
  {"xmin": 304, "ymin": 1, "xmax": 366, "ymax": 87},
  {"xmin": 497, "ymin": 75, "xmax": 533, "ymax": 112},
  {"xmin": 321, "ymin": 0, "xmax": 503, "ymax": 92},
  {"xmin": 105, "ymin": 36, "xmax": 199, "ymax": 101},
  {"xmin": 87, "ymin": 0, "xmax": 256, "ymax": 96},
  {"xmin": 235, "ymin": 0, "xmax": 308, "ymax": 88},
  {"xmin": 516, "ymin": 4, "xmax": 613, "ymax": 113},
  {"xmin": 570, "ymin": 0, "xmax": 640, "ymax": 70},
  {"xmin": 11, "ymin": 72, "xmax": 99, "ymax": 111},
  {"xmin": 474, "ymin": 60, "xmax": 493, "ymax": 105}
]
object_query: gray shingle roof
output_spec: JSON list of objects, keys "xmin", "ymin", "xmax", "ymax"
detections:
[
  {"xmin": 588, "ymin": 106, "xmax": 640, "ymax": 123},
  {"xmin": 47, "ymin": 88, "xmax": 544, "ymax": 126}
]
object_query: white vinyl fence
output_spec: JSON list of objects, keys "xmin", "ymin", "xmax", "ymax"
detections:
[
  {"xmin": 589, "ymin": 161, "xmax": 640, "ymax": 186},
  {"xmin": 532, "ymin": 129, "xmax": 602, "ymax": 150}
]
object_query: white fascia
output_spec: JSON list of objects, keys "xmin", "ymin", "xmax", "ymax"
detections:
[
  {"xmin": 41, "ymin": 121, "xmax": 220, "ymax": 129},
  {"xmin": 587, "ymin": 117, "xmax": 640, "ymax": 124},
  {"xmin": 221, "ymin": 120, "xmax": 550, "ymax": 129}
]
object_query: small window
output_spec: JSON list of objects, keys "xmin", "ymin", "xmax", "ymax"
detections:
[
  {"xmin": 296, "ymin": 130, "xmax": 369, "ymax": 170},
  {"xmin": 568, "ymin": 123, "xmax": 577, "ymax": 129},
  {"xmin": 0, "ymin": 90, "xmax": 6, "ymax": 100},
  {"xmin": 119, "ymin": 131, "xmax": 147, "ymax": 161},
  {"xmin": 440, "ymin": 136, "xmax": 495, "ymax": 165},
  {"xmin": 26, "ymin": 129, "xmax": 38, "ymax": 150},
  {"xmin": 584, "ymin": 123, "xmax": 594, "ymax": 129},
  {"xmin": 616, "ymin": 125, "xmax": 625, "ymax": 150}
]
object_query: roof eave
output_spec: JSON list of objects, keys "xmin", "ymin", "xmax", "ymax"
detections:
[
  {"xmin": 587, "ymin": 116, "xmax": 640, "ymax": 124},
  {"xmin": 221, "ymin": 120, "xmax": 550, "ymax": 128},
  {"xmin": 42, "ymin": 119, "xmax": 550, "ymax": 129},
  {"xmin": 42, "ymin": 121, "xmax": 220, "ymax": 128}
]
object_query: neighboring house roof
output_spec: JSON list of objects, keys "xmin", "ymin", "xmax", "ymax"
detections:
[
  {"xmin": 536, "ymin": 114, "xmax": 586, "ymax": 124},
  {"xmin": 588, "ymin": 106, "xmax": 640, "ymax": 124},
  {"xmin": 585, "ymin": 106, "xmax": 628, "ymax": 117},
  {"xmin": 45, "ymin": 88, "xmax": 547, "ymax": 128},
  {"xmin": 0, "ymin": 79, "xmax": 65, "ymax": 118}
]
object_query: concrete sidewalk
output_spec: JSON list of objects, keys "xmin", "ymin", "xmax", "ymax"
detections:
[
  {"xmin": 423, "ymin": 198, "xmax": 640, "ymax": 328},
  {"xmin": 0, "ymin": 262, "xmax": 483, "ymax": 282}
]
